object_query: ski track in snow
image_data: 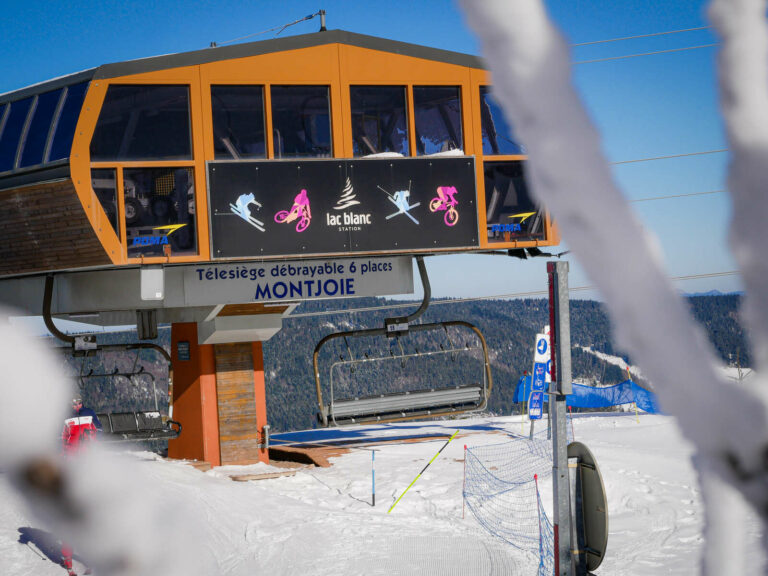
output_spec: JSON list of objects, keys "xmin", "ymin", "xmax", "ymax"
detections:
[{"xmin": 2, "ymin": 413, "xmax": 764, "ymax": 575}]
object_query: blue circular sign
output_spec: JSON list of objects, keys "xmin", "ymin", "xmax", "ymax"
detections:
[{"xmin": 537, "ymin": 338, "xmax": 548, "ymax": 355}]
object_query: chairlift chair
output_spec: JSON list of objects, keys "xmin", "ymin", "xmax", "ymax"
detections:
[
  {"xmin": 94, "ymin": 364, "xmax": 182, "ymax": 442},
  {"xmin": 45, "ymin": 274, "xmax": 182, "ymax": 442},
  {"xmin": 315, "ymin": 320, "xmax": 492, "ymax": 426},
  {"xmin": 313, "ymin": 257, "xmax": 493, "ymax": 426}
]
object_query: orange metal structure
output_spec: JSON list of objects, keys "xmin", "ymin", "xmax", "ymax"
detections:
[
  {"xmin": 1, "ymin": 30, "xmax": 557, "ymax": 277},
  {"xmin": 0, "ymin": 30, "xmax": 560, "ymax": 467}
]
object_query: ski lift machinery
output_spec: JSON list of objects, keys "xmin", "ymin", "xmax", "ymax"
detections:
[
  {"xmin": 314, "ymin": 257, "xmax": 493, "ymax": 426},
  {"xmin": 44, "ymin": 274, "xmax": 182, "ymax": 442}
]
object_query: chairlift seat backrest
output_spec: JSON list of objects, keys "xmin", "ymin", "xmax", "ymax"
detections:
[
  {"xmin": 101, "ymin": 412, "xmax": 140, "ymax": 434},
  {"xmin": 96, "ymin": 411, "xmax": 181, "ymax": 441},
  {"xmin": 323, "ymin": 384, "xmax": 483, "ymax": 425},
  {"xmin": 137, "ymin": 411, "xmax": 164, "ymax": 431},
  {"xmin": 331, "ymin": 385, "xmax": 482, "ymax": 419}
]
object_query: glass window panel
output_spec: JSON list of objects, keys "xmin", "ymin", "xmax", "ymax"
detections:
[
  {"xmin": 91, "ymin": 168, "xmax": 120, "ymax": 239},
  {"xmin": 413, "ymin": 86, "xmax": 462, "ymax": 156},
  {"xmin": 350, "ymin": 86, "xmax": 409, "ymax": 156},
  {"xmin": 479, "ymin": 86, "xmax": 525, "ymax": 155},
  {"xmin": 484, "ymin": 161, "xmax": 544, "ymax": 243},
  {"xmin": 49, "ymin": 82, "xmax": 89, "ymax": 162},
  {"xmin": 91, "ymin": 85, "xmax": 191, "ymax": 161},
  {"xmin": 19, "ymin": 89, "xmax": 63, "ymax": 168},
  {"xmin": 124, "ymin": 167, "xmax": 197, "ymax": 257},
  {"xmin": 0, "ymin": 104, "xmax": 7, "ymax": 160},
  {"xmin": 211, "ymin": 85, "xmax": 266, "ymax": 159},
  {"xmin": 0, "ymin": 97, "xmax": 33, "ymax": 172},
  {"xmin": 271, "ymin": 85, "xmax": 332, "ymax": 158}
]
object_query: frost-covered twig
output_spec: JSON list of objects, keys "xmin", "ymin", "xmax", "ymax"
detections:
[
  {"xmin": 458, "ymin": 0, "xmax": 768, "ymax": 534},
  {"xmin": 710, "ymin": 0, "xmax": 768, "ymax": 375}
]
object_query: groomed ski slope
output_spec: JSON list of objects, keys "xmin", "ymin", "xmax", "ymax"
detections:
[{"xmin": 1, "ymin": 413, "xmax": 764, "ymax": 575}]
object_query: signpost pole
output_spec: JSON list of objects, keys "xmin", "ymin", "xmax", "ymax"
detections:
[{"xmin": 548, "ymin": 261, "xmax": 573, "ymax": 576}]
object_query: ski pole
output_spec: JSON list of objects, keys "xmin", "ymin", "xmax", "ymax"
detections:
[
  {"xmin": 388, "ymin": 430, "xmax": 459, "ymax": 514},
  {"xmin": 26, "ymin": 541, "xmax": 46, "ymax": 560}
]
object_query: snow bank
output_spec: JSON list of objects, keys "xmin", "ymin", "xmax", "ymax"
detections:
[{"xmin": 0, "ymin": 312, "xmax": 214, "ymax": 575}]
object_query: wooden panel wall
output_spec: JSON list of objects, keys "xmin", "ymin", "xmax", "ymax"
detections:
[
  {"xmin": 0, "ymin": 179, "xmax": 110, "ymax": 276},
  {"xmin": 214, "ymin": 343, "xmax": 262, "ymax": 465}
]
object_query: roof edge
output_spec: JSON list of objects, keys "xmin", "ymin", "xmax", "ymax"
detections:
[
  {"xmin": 92, "ymin": 29, "xmax": 487, "ymax": 81},
  {"xmin": 0, "ymin": 69, "xmax": 96, "ymax": 105},
  {"xmin": 0, "ymin": 162, "xmax": 70, "ymax": 192}
]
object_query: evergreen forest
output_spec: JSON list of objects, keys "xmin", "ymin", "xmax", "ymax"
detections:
[{"xmin": 56, "ymin": 294, "xmax": 748, "ymax": 433}]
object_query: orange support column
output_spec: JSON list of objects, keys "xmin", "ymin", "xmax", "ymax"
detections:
[
  {"xmin": 168, "ymin": 323, "xmax": 269, "ymax": 467},
  {"xmin": 252, "ymin": 342, "xmax": 269, "ymax": 463},
  {"xmin": 167, "ymin": 323, "xmax": 221, "ymax": 467}
]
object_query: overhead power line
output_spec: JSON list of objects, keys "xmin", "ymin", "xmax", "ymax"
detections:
[
  {"xmin": 287, "ymin": 270, "xmax": 741, "ymax": 319},
  {"xmin": 571, "ymin": 26, "xmax": 712, "ymax": 47},
  {"xmin": 574, "ymin": 43, "xmax": 719, "ymax": 65},
  {"xmin": 629, "ymin": 189, "xmax": 725, "ymax": 203},
  {"xmin": 211, "ymin": 11, "xmax": 325, "ymax": 47},
  {"xmin": 611, "ymin": 148, "xmax": 728, "ymax": 165}
]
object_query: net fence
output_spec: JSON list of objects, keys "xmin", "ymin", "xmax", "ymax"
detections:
[{"xmin": 463, "ymin": 430, "xmax": 564, "ymax": 575}]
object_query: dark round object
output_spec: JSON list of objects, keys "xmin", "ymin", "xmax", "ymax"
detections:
[
  {"xmin": 150, "ymin": 196, "xmax": 175, "ymax": 223},
  {"xmin": 567, "ymin": 441, "xmax": 609, "ymax": 571},
  {"xmin": 124, "ymin": 197, "xmax": 143, "ymax": 225}
]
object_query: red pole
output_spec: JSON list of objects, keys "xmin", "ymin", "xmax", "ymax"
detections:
[
  {"xmin": 462, "ymin": 444, "xmax": 467, "ymax": 519},
  {"xmin": 548, "ymin": 263, "xmax": 558, "ymax": 386},
  {"xmin": 547, "ymin": 262, "xmax": 560, "ymax": 576}
]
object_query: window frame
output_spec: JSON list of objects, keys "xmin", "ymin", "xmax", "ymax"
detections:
[
  {"xmin": 209, "ymin": 84, "xmax": 267, "ymax": 160},
  {"xmin": 478, "ymin": 85, "xmax": 525, "ymax": 157},
  {"xmin": 269, "ymin": 84, "xmax": 334, "ymax": 159},
  {"xmin": 412, "ymin": 84, "xmax": 465, "ymax": 156},
  {"xmin": 90, "ymin": 84, "xmax": 194, "ymax": 162},
  {"xmin": 18, "ymin": 88, "xmax": 66, "ymax": 169},
  {"xmin": 0, "ymin": 97, "xmax": 35, "ymax": 174},
  {"xmin": 349, "ymin": 84, "xmax": 410, "ymax": 157}
]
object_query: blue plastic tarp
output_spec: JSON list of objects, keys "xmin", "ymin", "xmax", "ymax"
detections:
[{"xmin": 513, "ymin": 375, "xmax": 661, "ymax": 413}]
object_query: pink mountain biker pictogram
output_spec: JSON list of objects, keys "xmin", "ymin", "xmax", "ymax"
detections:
[{"xmin": 274, "ymin": 189, "xmax": 312, "ymax": 232}]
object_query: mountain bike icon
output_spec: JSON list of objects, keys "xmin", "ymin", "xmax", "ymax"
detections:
[
  {"xmin": 274, "ymin": 189, "xmax": 312, "ymax": 232},
  {"xmin": 429, "ymin": 186, "xmax": 459, "ymax": 226}
]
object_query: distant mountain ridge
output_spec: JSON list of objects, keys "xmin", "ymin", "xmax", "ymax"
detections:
[
  {"xmin": 684, "ymin": 289, "xmax": 743, "ymax": 297},
  {"xmin": 263, "ymin": 293, "xmax": 748, "ymax": 431}
]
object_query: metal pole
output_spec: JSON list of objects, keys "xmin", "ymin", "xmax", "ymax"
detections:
[
  {"xmin": 548, "ymin": 261, "xmax": 573, "ymax": 576},
  {"xmin": 372, "ymin": 450, "xmax": 376, "ymax": 507}
]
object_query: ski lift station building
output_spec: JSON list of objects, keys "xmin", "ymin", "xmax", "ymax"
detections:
[{"xmin": 0, "ymin": 29, "xmax": 559, "ymax": 467}]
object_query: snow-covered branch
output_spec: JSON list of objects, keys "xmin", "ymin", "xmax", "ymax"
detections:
[
  {"xmin": 458, "ymin": 0, "xmax": 768, "ymax": 532},
  {"xmin": 710, "ymin": 0, "xmax": 768, "ymax": 374}
]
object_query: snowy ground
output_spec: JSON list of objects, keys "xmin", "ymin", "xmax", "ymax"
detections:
[{"xmin": 2, "ymin": 412, "xmax": 764, "ymax": 575}]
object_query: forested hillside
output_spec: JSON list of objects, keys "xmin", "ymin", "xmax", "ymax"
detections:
[{"xmin": 55, "ymin": 294, "xmax": 748, "ymax": 433}]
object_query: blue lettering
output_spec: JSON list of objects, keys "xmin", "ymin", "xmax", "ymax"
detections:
[
  {"xmin": 254, "ymin": 284, "xmax": 271, "ymax": 299},
  {"xmin": 273, "ymin": 282, "xmax": 288, "ymax": 298},
  {"xmin": 289, "ymin": 281, "xmax": 303, "ymax": 298},
  {"xmin": 491, "ymin": 223, "xmax": 522, "ymax": 233},
  {"xmin": 324, "ymin": 279, "xmax": 339, "ymax": 296}
]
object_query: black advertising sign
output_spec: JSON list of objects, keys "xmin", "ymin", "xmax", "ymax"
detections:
[{"xmin": 207, "ymin": 157, "xmax": 478, "ymax": 259}]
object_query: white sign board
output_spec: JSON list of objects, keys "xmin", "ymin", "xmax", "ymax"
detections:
[
  {"xmin": 183, "ymin": 256, "xmax": 413, "ymax": 306},
  {"xmin": 534, "ymin": 332, "xmax": 552, "ymax": 383}
]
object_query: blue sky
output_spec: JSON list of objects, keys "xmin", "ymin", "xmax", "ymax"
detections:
[{"xmin": 1, "ymin": 0, "xmax": 737, "ymax": 301}]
